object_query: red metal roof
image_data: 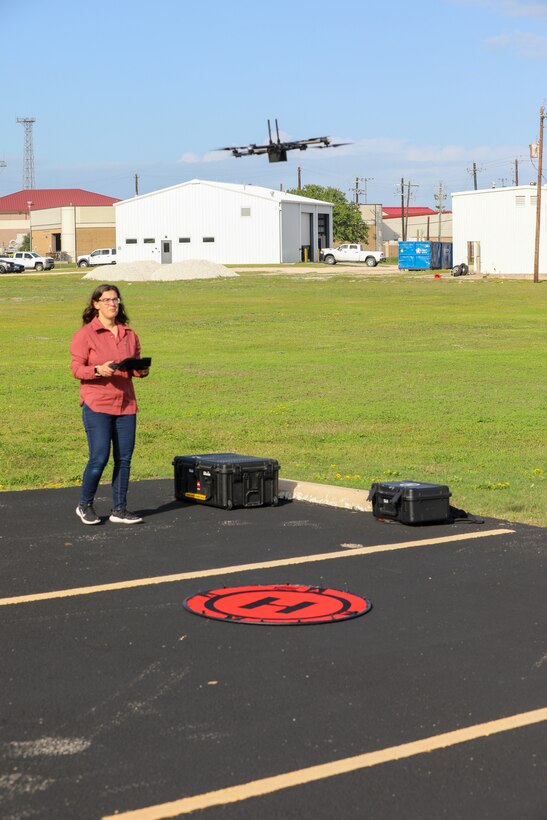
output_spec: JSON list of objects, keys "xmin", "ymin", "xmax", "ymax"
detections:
[
  {"xmin": 382, "ymin": 206, "xmax": 451, "ymax": 218},
  {"xmin": 0, "ymin": 189, "xmax": 121, "ymax": 212}
]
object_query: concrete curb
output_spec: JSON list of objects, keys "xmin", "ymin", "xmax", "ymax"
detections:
[{"xmin": 279, "ymin": 478, "xmax": 372, "ymax": 512}]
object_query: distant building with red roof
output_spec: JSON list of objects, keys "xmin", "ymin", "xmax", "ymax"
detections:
[
  {"xmin": 381, "ymin": 205, "xmax": 452, "ymax": 247},
  {"xmin": 382, "ymin": 206, "xmax": 439, "ymax": 220},
  {"xmin": 358, "ymin": 204, "xmax": 453, "ymax": 255},
  {"xmin": 0, "ymin": 188, "xmax": 121, "ymax": 259},
  {"xmin": 0, "ymin": 188, "xmax": 120, "ymax": 213}
]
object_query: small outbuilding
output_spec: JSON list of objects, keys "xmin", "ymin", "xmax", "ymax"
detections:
[
  {"xmin": 114, "ymin": 179, "xmax": 334, "ymax": 265},
  {"xmin": 452, "ymin": 185, "xmax": 547, "ymax": 276}
]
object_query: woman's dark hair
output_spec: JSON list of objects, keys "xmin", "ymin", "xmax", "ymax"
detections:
[{"xmin": 82, "ymin": 283, "xmax": 129, "ymax": 325}]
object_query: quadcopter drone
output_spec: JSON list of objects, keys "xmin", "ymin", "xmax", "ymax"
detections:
[{"xmin": 216, "ymin": 119, "xmax": 350, "ymax": 163}]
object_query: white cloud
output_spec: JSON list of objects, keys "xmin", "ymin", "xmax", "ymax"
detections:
[
  {"xmin": 486, "ymin": 33, "xmax": 511, "ymax": 48},
  {"xmin": 407, "ymin": 145, "xmax": 468, "ymax": 162},
  {"xmin": 448, "ymin": 0, "xmax": 547, "ymax": 17},
  {"xmin": 331, "ymin": 137, "xmax": 509, "ymax": 167},
  {"xmin": 503, "ymin": 1, "xmax": 547, "ymax": 19},
  {"xmin": 486, "ymin": 29, "xmax": 547, "ymax": 56},
  {"xmin": 178, "ymin": 150, "xmax": 227, "ymax": 164},
  {"xmin": 178, "ymin": 152, "xmax": 199, "ymax": 163}
]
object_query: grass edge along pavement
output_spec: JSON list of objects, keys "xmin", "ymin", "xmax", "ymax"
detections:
[{"xmin": 0, "ymin": 271, "xmax": 545, "ymax": 526}]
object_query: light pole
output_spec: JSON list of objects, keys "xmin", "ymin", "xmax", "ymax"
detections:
[
  {"xmin": 27, "ymin": 201, "xmax": 33, "ymax": 251},
  {"xmin": 531, "ymin": 105, "xmax": 545, "ymax": 284}
]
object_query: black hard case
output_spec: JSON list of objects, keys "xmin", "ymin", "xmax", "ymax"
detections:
[
  {"xmin": 173, "ymin": 453, "xmax": 280, "ymax": 510},
  {"xmin": 368, "ymin": 480, "xmax": 451, "ymax": 524}
]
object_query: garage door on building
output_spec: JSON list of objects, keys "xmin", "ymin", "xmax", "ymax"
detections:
[{"xmin": 301, "ymin": 212, "xmax": 313, "ymax": 261}]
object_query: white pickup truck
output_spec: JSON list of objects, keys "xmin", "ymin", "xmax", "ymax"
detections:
[
  {"xmin": 5, "ymin": 251, "xmax": 55, "ymax": 271},
  {"xmin": 320, "ymin": 244, "xmax": 384, "ymax": 266}
]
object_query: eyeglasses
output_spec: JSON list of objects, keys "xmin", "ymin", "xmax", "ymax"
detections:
[{"xmin": 98, "ymin": 297, "xmax": 121, "ymax": 304}]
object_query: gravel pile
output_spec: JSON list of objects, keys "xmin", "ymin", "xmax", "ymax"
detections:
[{"xmin": 83, "ymin": 259, "xmax": 238, "ymax": 282}]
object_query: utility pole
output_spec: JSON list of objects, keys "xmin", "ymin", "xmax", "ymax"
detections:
[
  {"xmin": 467, "ymin": 161, "xmax": 481, "ymax": 191},
  {"xmin": 514, "ymin": 158, "xmax": 519, "ymax": 186},
  {"xmin": 532, "ymin": 104, "xmax": 545, "ymax": 284},
  {"xmin": 351, "ymin": 176, "xmax": 363, "ymax": 204},
  {"xmin": 297, "ymin": 166, "xmax": 302, "ymax": 191},
  {"xmin": 134, "ymin": 174, "xmax": 139, "ymax": 196},
  {"xmin": 351, "ymin": 176, "xmax": 374, "ymax": 205},
  {"xmin": 395, "ymin": 178, "xmax": 418, "ymax": 241},
  {"xmin": 434, "ymin": 182, "xmax": 447, "ymax": 243},
  {"xmin": 16, "ymin": 117, "xmax": 36, "ymax": 189},
  {"xmin": 399, "ymin": 177, "xmax": 405, "ymax": 240},
  {"xmin": 405, "ymin": 180, "xmax": 417, "ymax": 240},
  {"xmin": 362, "ymin": 177, "xmax": 373, "ymax": 204}
]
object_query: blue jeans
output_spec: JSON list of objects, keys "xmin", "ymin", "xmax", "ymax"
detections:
[{"xmin": 80, "ymin": 404, "xmax": 137, "ymax": 509}]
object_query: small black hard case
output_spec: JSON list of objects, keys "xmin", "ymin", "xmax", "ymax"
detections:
[
  {"xmin": 173, "ymin": 453, "xmax": 280, "ymax": 510},
  {"xmin": 368, "ymin": 480, "xmax": 451, "ymax": 525}
]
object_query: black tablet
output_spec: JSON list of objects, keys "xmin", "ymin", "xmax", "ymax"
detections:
[{"xmin": 111, "ymin": 357, "xmax": 152, "ymax": 371}]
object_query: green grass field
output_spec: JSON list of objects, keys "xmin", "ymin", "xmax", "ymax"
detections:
[{"xmin": 0, "ymin": 270, "xmax": 545, "ymax": 525}]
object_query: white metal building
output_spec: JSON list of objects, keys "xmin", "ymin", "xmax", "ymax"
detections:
[
  {"xmin": 452, "ymin": 185, "xmax": 547, "ymax": 276},
  {"xmin": 114, "ymin": 179, "xmax": 333, "ymax": 265}
]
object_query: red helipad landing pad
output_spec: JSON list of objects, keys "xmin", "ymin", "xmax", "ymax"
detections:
[{"xmin": 183, "ymin": 584, "xmax": 372, "ymax": 625}]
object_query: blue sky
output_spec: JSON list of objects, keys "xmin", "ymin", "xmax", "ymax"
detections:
[{"xmin": 2, "ymin": 0, "xmax": 546, "ymax": 206}]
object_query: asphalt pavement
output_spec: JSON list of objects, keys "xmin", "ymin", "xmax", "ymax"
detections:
[{"xmin": 1, "ymin": 480, "xmax": 546, "ymax": 819}]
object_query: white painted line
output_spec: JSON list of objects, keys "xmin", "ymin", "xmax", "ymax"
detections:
[
  {"xmin": 102, "ymin": 706, "xmax": 547, "ymax": 819},
  {"xmin": 0, "ymin": 529, "xmax": 513, "ymax": 607}
]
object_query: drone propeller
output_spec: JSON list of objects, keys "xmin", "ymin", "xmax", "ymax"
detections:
[{"xmin": 314, "ymin": 141, "xmax": 352, "ymax": 149}]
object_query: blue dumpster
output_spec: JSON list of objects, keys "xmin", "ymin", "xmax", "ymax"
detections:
[
  {"xmin": 398, "ymin": 241, "xmax": 431, "ymax": 270},
  {"xmin": 398, "ymin": 241, "xmax": 453, "ymax": 270},
  {"xmin": 440, "ymin": 242, "xmax": 453, "ymax": 269}
]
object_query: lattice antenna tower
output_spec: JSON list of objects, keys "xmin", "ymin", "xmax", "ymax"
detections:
[{"xmin": 16, "ymin": 117, "xmax": 36, "ymax": 189}]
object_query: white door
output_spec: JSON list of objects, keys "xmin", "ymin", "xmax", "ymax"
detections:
[{"xmin": 345, "ymin": 244, "xmax": 360, "ymax": 262}]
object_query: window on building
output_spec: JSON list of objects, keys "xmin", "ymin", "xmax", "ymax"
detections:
[
  {"xmin": 515, "ymin": 196, "xmax": 525, "ymax": 207},
  {"xmin": 125, "ymin": 238, "xmax": 137, "ymax": 244},
  {"xmin": 143, "ymin": 238, "xmax": 155, "ymax": 244},
  {"xmin": 203, "ymin": 237, "xmax": 215, "ymax": 242},
  {"xmin": 179, "ymin": 237, "xmax": 191, "ymax": 243},
  {"xmin": 241, "ymin": 207, "xmax": 251, "ymax": 217}
]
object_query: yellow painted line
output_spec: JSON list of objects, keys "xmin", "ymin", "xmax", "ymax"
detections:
[
  {"xmin": 102, "ymin": 706, "xmax": 547, "ymax": 818},
  {"xmin": 0, "ymin": 529, "xmax": 513, "ymax": 608}
]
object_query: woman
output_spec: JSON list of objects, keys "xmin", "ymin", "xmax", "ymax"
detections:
[{"xmin": 70, "ymin": 283, "xmax": 149, "ymax": 525}]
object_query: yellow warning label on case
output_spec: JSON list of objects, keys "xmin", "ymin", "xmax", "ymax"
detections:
[{"xmin": 185, "ymin": 492, "xmax": 208, "ymax": 500}]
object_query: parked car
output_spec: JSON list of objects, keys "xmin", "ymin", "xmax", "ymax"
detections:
[
  {"xmin": 0, "ymin": 258, "xmax": 26, "ymax": 273},
  {"xmin": 10, "ymin": 251, "xmax": 55, "ymax": 271},
  {"xmin": 77, "ymin": 248, "xmax": 117, "ymax": 267}
]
